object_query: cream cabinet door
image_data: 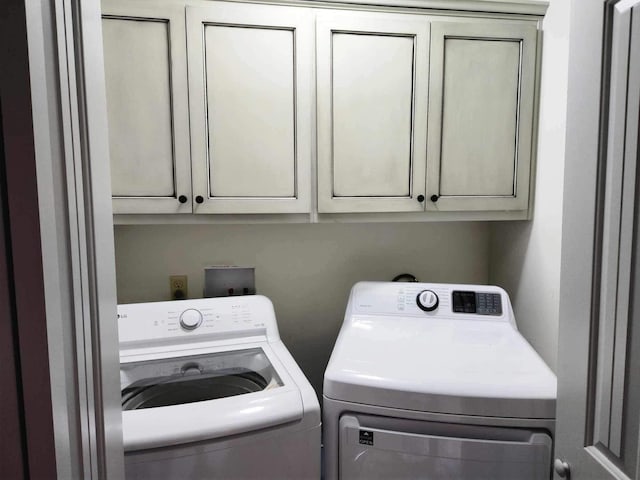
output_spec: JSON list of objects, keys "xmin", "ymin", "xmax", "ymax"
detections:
[
  {"xmin": 316, "ymin": 11, "xmax": 429, "ymax": 213},
  {"xmin": 426, "ymin": 21, "xmax": 538, "ymax": 212},
  {"xmin": 102, "ymin": 1, "xmax": 192, "ymax": 214},
  {"xmin": 186, "ymin": 3, "xmax": 313, "ymax": 214}
]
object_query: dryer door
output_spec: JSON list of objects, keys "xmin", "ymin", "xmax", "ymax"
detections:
[{"xmin": 340, "ymin": 415, "xmax": 552, "ymax": 480}]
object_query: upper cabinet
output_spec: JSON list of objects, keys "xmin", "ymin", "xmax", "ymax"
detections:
[
  {"xmin": 102, "ymin": 1, "xmax": 313, "ymax": 215},
  {"xmin": 425, "ymin": 21, "xmax": 538, "ymax": 212},
  {"xmin": 316, "ymin": 16, "xmax": 539, "ymax": 213},
  {"xmin": 102, "ymin": 1, "xmax": 191, "ymax": 214},
  {"xmin": 316, "ymin": 11, "xmax": 429, "ymax": 213},
  {"xmin": 101, "ymin": 0, "xmax": 546, "ymax": 220},
  {"xmin": 186, "ymin": 3, "xmax": 313, "ymax": 214}
]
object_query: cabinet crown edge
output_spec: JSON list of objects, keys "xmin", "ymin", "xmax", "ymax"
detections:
[{"xmin": 241, "ymin": 0, "xmax": 548, "ymax": 17}]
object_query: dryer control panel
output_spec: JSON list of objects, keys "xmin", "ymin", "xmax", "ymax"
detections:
[
  {"xmin": 349, "ymin": 282, "xmax": 511, "ymax": 323},
  {"xmin": 452, "ymin": 291, "xmax": 502, "ymax": 315}
]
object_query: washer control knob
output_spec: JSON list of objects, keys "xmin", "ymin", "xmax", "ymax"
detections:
[
  {"xmin": 416, "ymin": 290, "xmax": 439, "ymax": 312},
  {"xmin": 179, "ymin": 309, "xmax": 203, "ymax": 331}
]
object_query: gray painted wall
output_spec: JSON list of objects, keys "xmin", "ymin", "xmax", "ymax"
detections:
[
  {"xmin": 114, "ymin": 222, "xmax": 490, "ymax": 396},
  {"xmin": 489, "ymin": 0, "xmax": 570, "ymax": 373}
]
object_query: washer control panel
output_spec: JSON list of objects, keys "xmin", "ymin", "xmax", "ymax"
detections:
[{"xmin": 118, "ymin": 296, "xmax": 277, "ymax": 346}]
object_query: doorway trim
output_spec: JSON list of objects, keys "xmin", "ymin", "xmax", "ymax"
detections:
[{"xmin": 23, "ymin": 0, "xmax": 124, "ymax": 477}]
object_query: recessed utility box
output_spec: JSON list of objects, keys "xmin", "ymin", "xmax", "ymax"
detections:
[{"xmin": 204, "ymin": 266, "xmax": 256, "ymax": 298}]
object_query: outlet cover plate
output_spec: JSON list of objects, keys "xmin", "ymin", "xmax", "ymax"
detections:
[{"xmin": 169, "ymin": 275, "xmax": 188, "ymax": 300}]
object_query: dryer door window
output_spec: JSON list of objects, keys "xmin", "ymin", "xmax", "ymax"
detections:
[{"xmin": 120, "ymin": 347, "xmax": 282, "ymax": 410}]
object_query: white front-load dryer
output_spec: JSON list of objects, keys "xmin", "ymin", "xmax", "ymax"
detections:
[
  {"xmin": 118, "ymin": 295, "xmax": 321, "ymax": 480},
  {"xmin": 323, "ymin": 282, "xmax": 557, "ymax": 480}
]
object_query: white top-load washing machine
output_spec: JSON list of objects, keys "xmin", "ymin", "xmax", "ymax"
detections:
[
  {"xmin": 118, "ymin": 295, "xmax": 320, "ymax": 479},
  {"xmin": 323, "ymin": 282, "xmax": 557, "ymax": 480}
]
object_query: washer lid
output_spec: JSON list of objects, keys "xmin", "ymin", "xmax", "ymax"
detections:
[
  {"xmin": 121, "ymin": 346, "xmax": 304, "ymax": 451},
  {"xmin": 323, "ymin": 315, "xmax": 557, "ymax": 419}
]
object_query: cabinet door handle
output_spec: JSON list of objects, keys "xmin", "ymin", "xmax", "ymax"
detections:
[
  {"xmin": 417, "ymin": 194, "xmax": 425, "ymax": 203},
  {"xmin": 430, "ymin": 194, "xmax": 439, "ymax": 203},
  {"xmin": 178, "ymin": 195, "xmax": 188, "ymax": 204},
  {"xmin": 195, "ymin": 195, "xmax": 204, "ymax": 204}
]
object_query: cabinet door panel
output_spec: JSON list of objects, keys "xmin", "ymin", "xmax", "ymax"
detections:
[
  {"xmin": 187, "ymin": 3, "xmax": 312, "ymax": 214},
  {"xmin": 332, "ymin": 34, "xmax": 414, "ymax": 198},
  {"xmin": 205, "ymin": 26, "xmax": 295, "ymax": 198},
  {"xmin": 440, "ymin": 38, "xmax": 519, "ymax": 196},
  {"xmin": 317, "ymin": 12, "xmax": 429, "ymax": 213},
  {"xmin": 103, "ymin": 19, "xmax": 174, "ymax": 196},
  {"xmin": 102, "ymin": 1, "xmax": 191, "ymax": 214},
  {"xmin": 427, "ymin": 21, "xmax": 537, "ymax": 211}
]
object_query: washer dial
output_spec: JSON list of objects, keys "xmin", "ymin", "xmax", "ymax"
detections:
[
  {"xmin": 416, "ymin": 290, "xmax": 439, "ymax": 312},
  {"xmin": 179, "ymin": 309, "xmax": 203, "ymax": 331}
]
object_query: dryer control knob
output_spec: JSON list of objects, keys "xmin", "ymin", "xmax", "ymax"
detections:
[
  {"xmin": 416, "ymin": 290, "xmax": 439, "ymax": 312},
  {"xmin": 180, "ymin": 309, "xmax": 203, "ymax": 331}
]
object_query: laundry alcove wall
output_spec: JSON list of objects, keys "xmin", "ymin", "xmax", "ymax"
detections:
[{"xmin": 114, "ymin": 222, "xmax": 490, "ymax": 396}]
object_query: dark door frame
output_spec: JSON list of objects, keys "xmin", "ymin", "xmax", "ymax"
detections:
[{"xmin": 0, "ymin": 0, "xmax": 58, "ymax": 477}]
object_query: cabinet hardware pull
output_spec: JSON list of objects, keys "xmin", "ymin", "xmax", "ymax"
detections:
[
  {"xmin": 417, "ymin": 194, "xmax": 425, "ymax": 202},
  {"xmin": 178, "ymin": 195, "xmax": 188, "ymax": 204},
  {"xmin": 195, "ymin": 196, "xmax": 204, "ymax": 204},
  {"xmin": 553, "ymin": 459, "xmax": 570, "ymax": 478},
  {"xmin": 430, "ymin": 194, "xmax": 439, "ymax": 202}
]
